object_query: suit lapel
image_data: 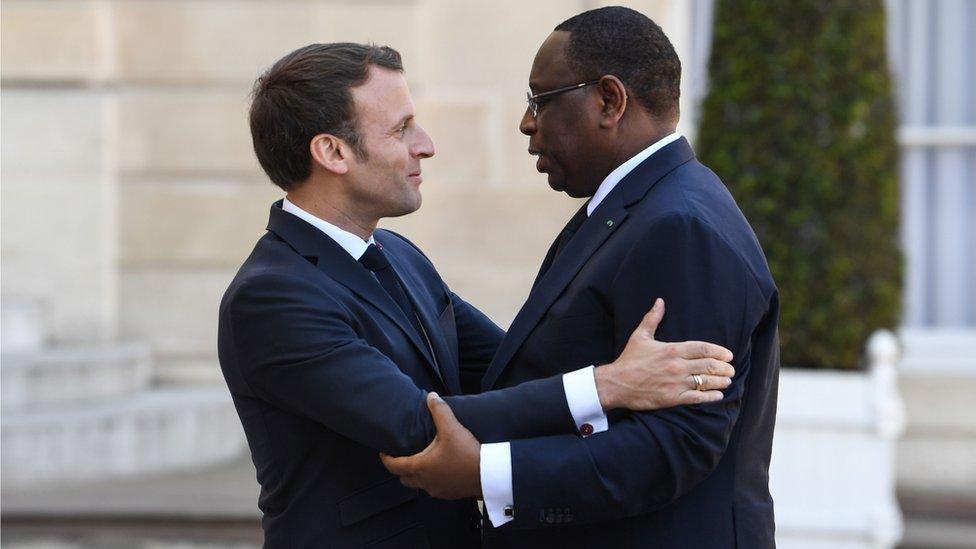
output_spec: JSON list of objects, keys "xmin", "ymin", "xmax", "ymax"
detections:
[
  {"xmin": 266, "ymin": 203, "xmax": 443, "ymax": 384},
  {"xmin": 482, "ymin": 137, "xmax": 697, "ymax": 389},
  {"xmin": 481, "ymin": 203, "xmax": 629, "ymax": 389},
  {"xmin": 378, "ymin": 234, "xmax": 461, "ymax": 394}
]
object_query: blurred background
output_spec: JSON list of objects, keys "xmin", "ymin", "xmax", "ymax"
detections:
[{"xmin": 1, "ymin": 0, "xmax": 973, "ymax": 547}]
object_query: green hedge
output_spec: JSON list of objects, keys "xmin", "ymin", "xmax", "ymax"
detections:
[{"xmin": 697, "ymin": 0, "xmax": 902, "ymax": 369}]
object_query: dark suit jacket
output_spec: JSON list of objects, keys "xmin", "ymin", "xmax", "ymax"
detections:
[
  {"xmin": 482, "ymin": 137, "xmax": 780, "ymax": 548},
  {"xmin": 217, "ymin": 203, "xmax": 581, "ymax": 548}
]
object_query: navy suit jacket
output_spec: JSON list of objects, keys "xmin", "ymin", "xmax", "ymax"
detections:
[
  {"xmin": 482, "ymin": 137, "xmax": 780, "ymax": 548},
  {"xmin": 217, "ymin": 203, "xmax": 581, "ymax": 548}
]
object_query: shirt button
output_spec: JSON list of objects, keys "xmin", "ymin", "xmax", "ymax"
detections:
[
  {"xmin": 503, "ymin": 505, "xmax": 514, "ymax": 518},
  {"xmin": 580, "ymin": 423, "xmax": 594, "ymax": 436}
]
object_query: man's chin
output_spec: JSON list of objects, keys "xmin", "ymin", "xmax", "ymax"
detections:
[
  {"xmin": 557, "ymin": 178, "xmax": 597, "ymax": 199},
  {"xmin": 383, "ymin": 195, "xmax": 422, "ymax": 219},
  {"xmin": 546, "ymin": 174, "xmax": 566, "ymax": 193}
]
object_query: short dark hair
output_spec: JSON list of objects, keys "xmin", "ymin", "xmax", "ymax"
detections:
[
  {"xmin": 555, "ymin": 7, "xmax": 680, "ymax": 120},
  {"xmin": 249, "ymin": 43, "xmax": 403, "ymax": 191}
]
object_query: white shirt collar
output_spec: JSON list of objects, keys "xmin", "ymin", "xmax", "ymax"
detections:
[
  {"xmin": 586, "ymin": 132, "xmax": 682, "ymax": 217},
  {"xmin": 281, "ymin": 197, "xmax": 375, "ymax": 260}
]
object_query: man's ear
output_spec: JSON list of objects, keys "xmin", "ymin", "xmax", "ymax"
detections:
[
  {"xmin": 310, "ymin": 133, "xmax": 350, "ymax": 175},
  {"xmin": 597, "ymin": 75, "xmax": 628, "ymax": 129}
]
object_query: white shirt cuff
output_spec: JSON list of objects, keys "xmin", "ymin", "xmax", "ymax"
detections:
[
  {"xmin": 480, "ymin": 442, "xmax": 514, "ymax": 527},
  {"xmin": 562, "ymin": 365, "xmax": 609, "ymax": 436}
]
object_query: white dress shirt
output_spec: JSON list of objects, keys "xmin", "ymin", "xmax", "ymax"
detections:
[
  {"xmin": 282, "ymin": 198, "xmax": 374, "ymax": 258},
  {"xmin": 480, "ymin": 132, "xmax": 682, "ymax": 527},
  {"xmin": 279, "ymin": 198, "xmax": 607, "ymax": 524}
]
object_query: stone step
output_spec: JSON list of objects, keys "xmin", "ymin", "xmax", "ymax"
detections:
[
  {"xmin": 1, "ymin": 387, "xmax": 246, "ymax": 488},
  {"xmin": 2, "ymin": 456, "xmax": 260, "ymax": 519},
  {"xmin": 1, "ymin": 342, "xmax": 152, "ymax": 410}
]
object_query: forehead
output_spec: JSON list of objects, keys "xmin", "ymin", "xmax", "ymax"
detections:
[
  {"xmin": 530, "ymin": 31, "xmax": 577, "ymax": 89},
  {"xmin": 351, "ymin": 66, "xmax": 413, "ymax": 126}
]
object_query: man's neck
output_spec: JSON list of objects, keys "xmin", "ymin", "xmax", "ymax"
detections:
[
  {"xmin": 284, "ymin": 192, "xmax": 376, "ymax": 241},
  {"xmin": 584, "ymin": 131, "xmax": 681, "ymax": 216},
  {"xmin": 607, "ymin": 127, "xmax": 676, "ymax": 173}
]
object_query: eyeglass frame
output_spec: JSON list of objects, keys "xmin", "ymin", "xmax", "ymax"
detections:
[{"xmin": 526, "ymin": 79, "xmax": 601, "ymax": 118}]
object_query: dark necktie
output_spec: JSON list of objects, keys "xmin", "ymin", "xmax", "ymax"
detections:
[
  {"xmin": 553, "ymin": 224, "xmax": 578, "ymax": 259},
  {"xmin": 554, "ymin": 205, "xmax": 589, "ymax": 259},
  {"xmin": 359, "ymin": 244, "xmax": 427, "ymax": 345},
  {"xmin": 532, "ymin": 207, "xmax": 589, "ymax": 290}
]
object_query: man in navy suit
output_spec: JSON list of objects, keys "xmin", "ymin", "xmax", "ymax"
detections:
[
  {"xmin": 218, "ymin": 42, "xmax": 737, "ymax": 547},
  {"xmin": 383, "ymin": 7, "xmax": 780, "ymax": 548}
]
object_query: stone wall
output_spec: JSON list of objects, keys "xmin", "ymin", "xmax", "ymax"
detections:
[{"xmin": 1, "ymin": 0, "xmax": 695, "ymax": 383}]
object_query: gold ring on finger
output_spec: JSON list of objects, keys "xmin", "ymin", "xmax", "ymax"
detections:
[{"xmin": 693, "ymin": 374, "xmax": 704, "ymax": 391}]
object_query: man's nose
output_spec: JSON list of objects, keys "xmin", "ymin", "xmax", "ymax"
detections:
[
  {"xmin": 519, "ymin": 108, "xmax": 535, "ymax": 136},
  {"xmin": 413, "ymin": 125, "xmax": 435, "ymax": 158}
]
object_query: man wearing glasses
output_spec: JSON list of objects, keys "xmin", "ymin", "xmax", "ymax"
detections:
[{"xmin": 383, "ymin": 7, "xmax": 780, "ymax": 548}]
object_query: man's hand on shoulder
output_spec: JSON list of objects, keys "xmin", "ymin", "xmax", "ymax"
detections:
[
  {"xmin": 595, "ymin": 298, "xmax": 735, "ymax": 411},
  {"xmin": 380, "ymin": 393, "xmax": 482, "ymax": 500}
]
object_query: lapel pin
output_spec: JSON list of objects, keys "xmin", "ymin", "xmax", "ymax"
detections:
[{"xmin": 606, "ymin": 219, "xmax": 614, "ymax": 228}]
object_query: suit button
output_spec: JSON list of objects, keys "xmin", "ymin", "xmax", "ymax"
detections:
[{"xmin": 580, "ymin": 423, "xmax": 594, "ymax": 436}]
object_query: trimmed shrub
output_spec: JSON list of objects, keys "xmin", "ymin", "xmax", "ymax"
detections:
[{"xmin": 697, "ymin": 0, "xmax": 902, "ymax": 369}]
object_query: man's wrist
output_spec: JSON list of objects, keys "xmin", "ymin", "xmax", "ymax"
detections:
[{"xmin": 593, "ymin": 363, "xmax": 620, "ymax": 411}]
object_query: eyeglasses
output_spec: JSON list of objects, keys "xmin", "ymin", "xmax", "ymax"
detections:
[{"xmin": 526, "ymin": 79, "xmax": 601, "ymax": 117}]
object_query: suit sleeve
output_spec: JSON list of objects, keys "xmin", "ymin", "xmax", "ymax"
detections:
[
  {"xmin": 222, "ymin": 274, "xmax": 577, "ymax": 458},
  {"xmin": 443, "ymin": 291, "xmax": 609, "ymax": 443},
  {"xmin": 504, "ymin": 214, "xmax": 770, "ymax": 528}
]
